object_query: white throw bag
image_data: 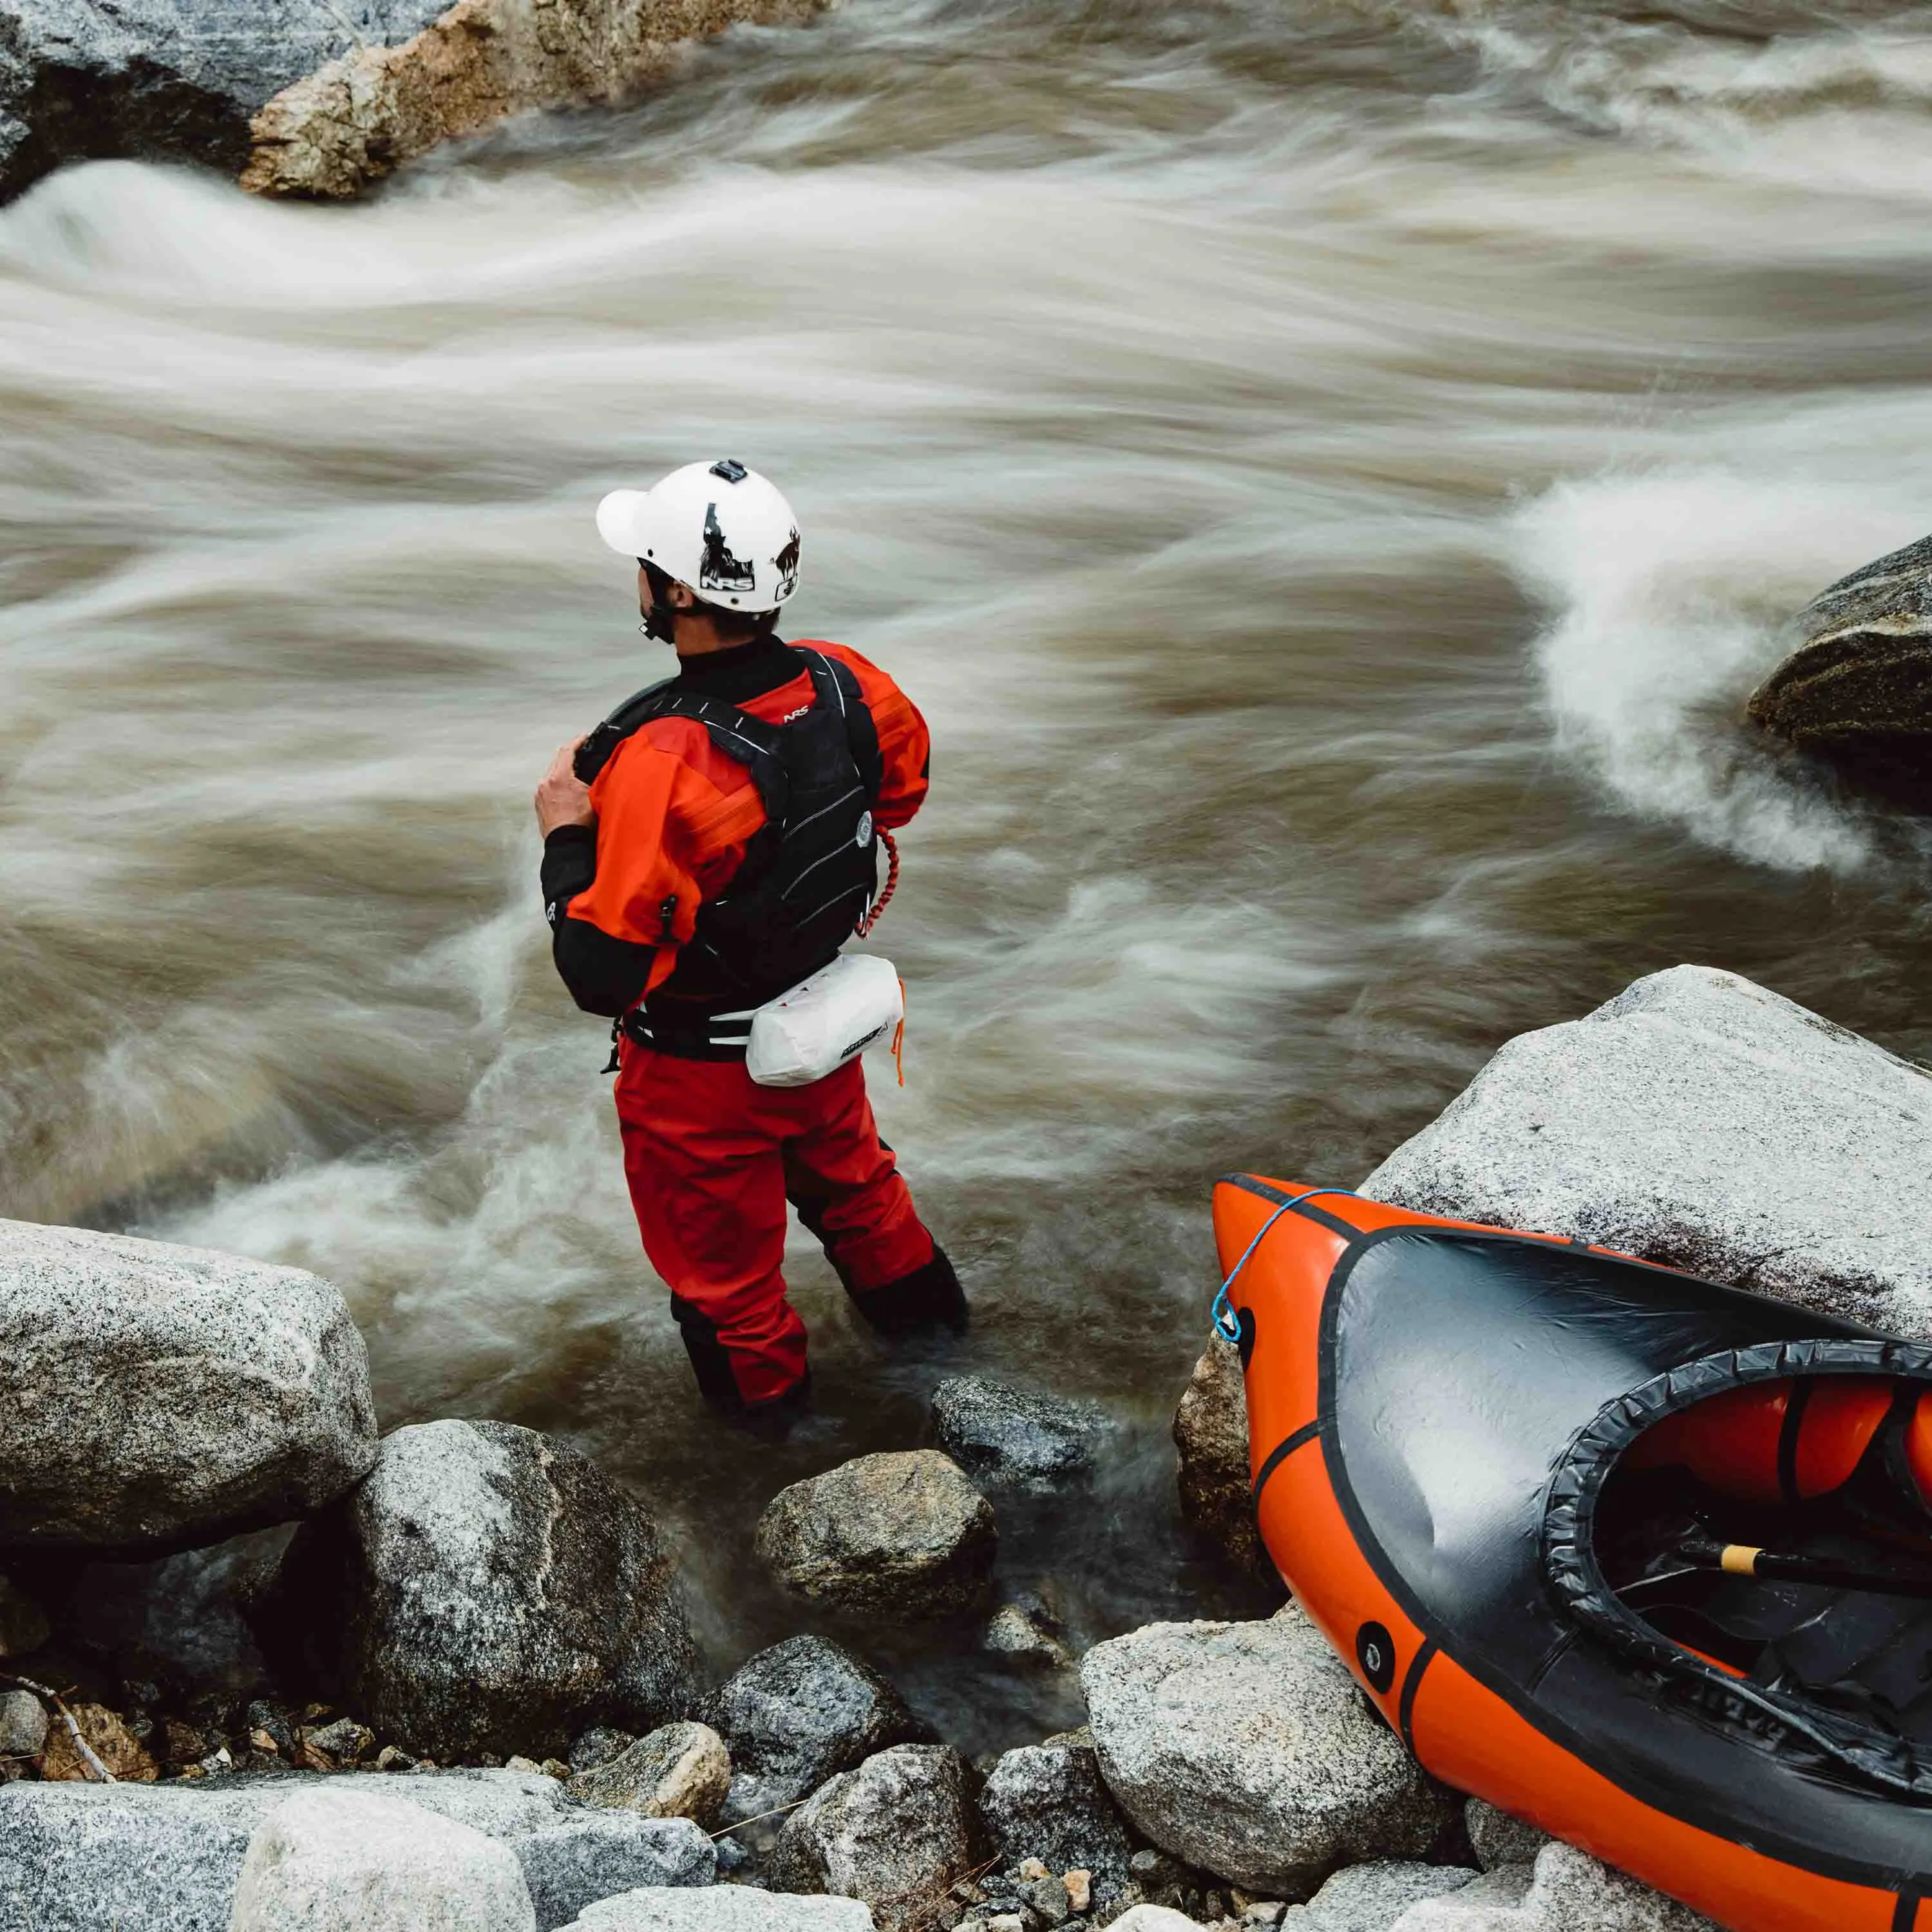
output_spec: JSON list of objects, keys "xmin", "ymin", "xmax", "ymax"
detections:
[{"xmin": 745, "ymin": 953, "xmax": 904, "ymax": 1088}]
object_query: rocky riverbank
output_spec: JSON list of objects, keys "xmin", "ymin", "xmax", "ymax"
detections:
[
  {"xmin": 0, "ymin": 0, "xmax": 820, "ymax": 205},
  {"xmin": 10, "ymin": 960, "xmax": 1926, "ymax": 1928}
]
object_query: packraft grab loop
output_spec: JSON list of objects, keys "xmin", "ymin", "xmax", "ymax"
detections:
[{"xmin": 1210, "ymin": 1186, "xmax": 1366, "ymax": 1341}]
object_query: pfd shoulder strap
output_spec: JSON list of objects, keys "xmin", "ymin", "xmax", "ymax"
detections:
[
  {"xmin": 793, "ymin": 646, "xmax": 883, "ymax": 805},
  {"xmin": 574, "ymin": 677, "xmax": 787, "ymax": 785}
]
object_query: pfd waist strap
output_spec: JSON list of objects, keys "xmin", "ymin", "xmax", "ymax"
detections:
[{"xmin": 621, "ymin": 1001, "xmax": 757, "ymax": 1062}]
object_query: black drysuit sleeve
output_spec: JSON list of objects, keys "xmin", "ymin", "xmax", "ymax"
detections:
[{"xmin": 540, "ymin": 826, "xmax": 656, "ymax": 1019}]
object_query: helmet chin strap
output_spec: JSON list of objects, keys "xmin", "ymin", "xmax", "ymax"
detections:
[{"xmin": 639, "ymin": 560, "xmax": 681, "ymax": 645}]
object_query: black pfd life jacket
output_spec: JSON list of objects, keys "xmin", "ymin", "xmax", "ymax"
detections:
[{"xmin": 574, "ymin": 647, "xmax": 884, "ymax": 1028}]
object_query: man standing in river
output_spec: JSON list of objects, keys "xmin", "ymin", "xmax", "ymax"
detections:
[{"xmin": 533, "ymin": 459, "xmax": 965, "ymax": 1428}]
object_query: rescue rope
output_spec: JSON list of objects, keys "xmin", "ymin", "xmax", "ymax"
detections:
[
  {"xmin": 1210, "ymin": 1186, "xmax": 1366, "ymax": 1342},
  {"xmin": 855, "ymin": 829, "xmax": 900, "ymax": 938}
]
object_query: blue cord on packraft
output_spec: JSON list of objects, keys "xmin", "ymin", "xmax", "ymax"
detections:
[{"xmin": 1209, "ymin": 1186, "xmax": 1367, "ymax": 1341}]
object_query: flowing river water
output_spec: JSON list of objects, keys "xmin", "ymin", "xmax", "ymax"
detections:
[{"xmin": 5, "ymin": 0, "xmax": 1932, "ymax": 1748}]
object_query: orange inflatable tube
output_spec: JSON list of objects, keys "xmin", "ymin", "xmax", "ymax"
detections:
[{"xmin": 1212, "ymin": 1175, "xmax": 1932, "ymax": 1932}]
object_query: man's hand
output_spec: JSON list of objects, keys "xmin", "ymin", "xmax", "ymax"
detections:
[{"xmin": 535, "ymin": 737, "xmax": 596, "ymax": 838}]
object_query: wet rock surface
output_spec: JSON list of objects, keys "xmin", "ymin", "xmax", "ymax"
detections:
[
  {"xmin": 705, "ymin": 1635, "xmax": 925, "ymax": 1828},
  {"xmin": 518, "ymin": 1815, "xmax": 715, "ymax": 1932},
  {"xmin": 1081, "ymin": 1607, "xmax": 1458, "ymax": 1899},
  {"xmin": 1362, "ymin": 965, "xmax": 1932, "ymax": 1336},
  {"xmin": 1172, "ymin": 1338, "xmax": 1273, "ymax": 1581},
  {"xmin": 228, "ymin": 1785, "xmax": 537, "ymax": 1931},
  {"xmin": 569, "ymin": 1720, "xmax": 731, "ymax": 1825},
  {"xmin": 931, "ymin": 1377, "xmax": 1104, "ymax": 1493},
  {"xmin": 0, "ymin": 1218, "xmax": 376, "ymax": 1556},
  {"xmin": 765, "ymin": 1743, "xmax": 977, "ymax": 1926},
  {"xmin": 754, "ymin": 1451, "xmax": 997, "ymax": 1620},
  {"xmin": 1748, "ymin": 531, "xmax": 1932, "ymax": 810},
  {"xmin": 271, "ymin": 1418, "xmax": 701, "ymax": 1761},
  {"xmin": 978, "ymin": 1741, "xmax": 1134, "ymax": 1901}
]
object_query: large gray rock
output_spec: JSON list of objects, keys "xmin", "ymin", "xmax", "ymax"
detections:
[
  {"xmin": 279, "ymin": 1419, "xmax": 701, "ymax": 1761},
  {"xmin": 704, "ymin": 1636, "xmax": 924, "ymax": 1828},
  {"xmin": 562, "ymin": 1889, "xmax": 875, "ymax": 1932},
  {"xmin": 1282, "ymin": 1861, "xmax": 1478, "ymax": 1931},
  {"xmin": 930, "ymin": 1378, "xmax": 1104, "ymax": 1493},
  {"xmin": 1387, "ymin": 1842, "xmax": 1717, "ymax": 1931},
  {"xmin": 765, "ymin": 1744, "xmax": 976, "ymax": 1928},
  {"xmin": 517, "ymin": 1815, "xmax": 714, "ymax": 1932},
  {"xmin": 1748, "ymin": 531, "xmax": 1932, "ymax": 810},
  {"xmin": 0, "ymin": 0, "xmax": 452, "ymax": 200},
  {"xmin": 0, "ymin": 1768, "xmax": 569, "ymax": 1932},
  {"xmin": 229, "ymin": 1786, "xmax": 537, "ymax": 1931},
  {"xmin": 1081, "ymin": 1608, "xmax": 1458, "ymax": 1899},
  {"xmin": 1171, "ymin": 1337, "xmax": 1274, "ymax": 1581},
  {"xmin": 568, "ymin": 1721, "xmax": 730, "ymax": 1825},
  {"xmin": 978, "ymin": 1741, "xmax": 1133, "ymax": 1900},
  {"xmin": 0, "ymin": 1218, "xmax": 376, "ymax": 1556},
  {"xmin": 1362, "ymin": 965, "xmax": 1932, "ymax": 1336},
  {"xmin": 753, "ymin": 1452, "xmax": 996, "ymax": 1620}
]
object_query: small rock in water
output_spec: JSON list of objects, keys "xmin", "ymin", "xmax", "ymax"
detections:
[
  {"xmin": 39, "ymin": 1703, "xmax": 160, "ymax": 1783},
  {"xmin": 229, "ymin": 1786, "xmax": 535, "ymax": 1931},
  {"xmin": 931, "ymin": 1376, "xmax": 1106, "ymax": 1492},
  {"xmin": 754, "ymin": 1451, "xmax": 997, "ymax": 1620},
  {"xmin": 984, "ymin": 1595, "xmax": 1074, "ymax": 1669},
  {"xmin": 573, "ymin": 1725, "xmax": 639, "ymax": 1773},
  {"xmin": 1747, "ymin": 530, "xmax": 1932, "ymax": 811},
  {"xmin": 569, "ymin": 1721, "xmax": 732, "ymax": 1826},
  {"xmin": 0, "ymin": 1688, "xmax": 49, "ymax": 1761}
]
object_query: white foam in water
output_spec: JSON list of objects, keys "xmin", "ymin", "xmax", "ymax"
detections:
[{"xmin": 1511, "ymin": 469, "xmax": 1927, "ymax": 875}]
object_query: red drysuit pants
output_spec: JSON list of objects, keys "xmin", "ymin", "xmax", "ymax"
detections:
[{"xmin": 614, "ymin": 1045, "xmax": 937, "ymax": 1407}]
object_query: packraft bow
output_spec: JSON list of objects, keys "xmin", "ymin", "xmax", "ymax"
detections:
[{"xmin": 1212, "ymin": 1175, "xmax": 1932, "ymax": 1932}]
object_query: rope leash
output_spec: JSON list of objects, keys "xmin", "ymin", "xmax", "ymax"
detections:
[
  {"xmin": 1210, "ymin": 1186, "xmax": 1367, "ymax": 1341},
  {"xmin": 855, "ymin": 828, "xmax": 899, "ymax": 938}
]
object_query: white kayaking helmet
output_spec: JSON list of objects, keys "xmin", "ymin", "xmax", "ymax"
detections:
[{"xmin": 596, "ymin": 459, "xmax": 802, "ymax": 614}]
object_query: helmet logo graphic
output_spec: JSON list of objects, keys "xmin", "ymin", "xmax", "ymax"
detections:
[
  {"xmin": 700, "ymin": 502, "xmax": 757, "ymax": 596},
  {"xmin": 774, "ymin": 527, "xmax": 801, "ymax": 601}
]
